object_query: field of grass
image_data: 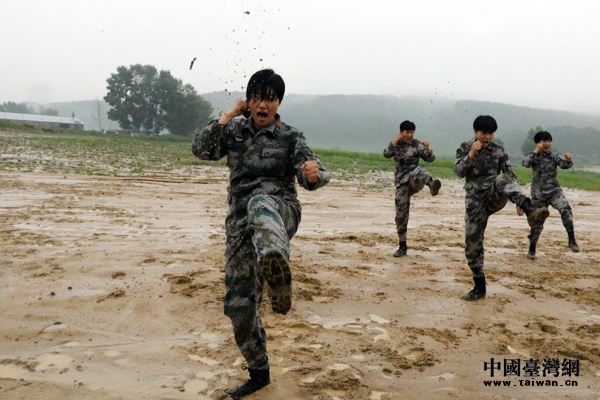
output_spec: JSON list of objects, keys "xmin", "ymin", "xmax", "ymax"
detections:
[
  {"xmin": 1, "ymin": 125, "xmax": 598, "ymax": 190},
  {"xmin": 316, "ymin": 148, "xmax": 600, "ymax": 191}
]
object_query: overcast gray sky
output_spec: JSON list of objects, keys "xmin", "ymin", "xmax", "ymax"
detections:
[{"xmin": 2, "ymin": 0, "xmax": 600, "ymax": 113}]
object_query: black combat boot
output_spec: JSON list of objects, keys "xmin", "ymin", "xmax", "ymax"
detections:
[
  {"xmin": 461, "ymin": 275, "xmax": 486, "ymax": 301},
  {"xmin": 225, "ymin": 368, "xmax": 270, "ymax": 400},
  {"xmin": 429, "ymin": 179, "xmax": 442, "ymax": 196},
  {"xmin": 520, "ymin": 199, "xmax": 549, "ymax": 227},
  {"xmin": 393, "ymin": 241, "xmax": 407, "ymax": 257},
  {"xmin": 527, "ymin": 243, "xmax": 536, "ymax": 260},
  {"xmin": 567, "ymin": 231, "xmax": 580, "ymax": 252}
]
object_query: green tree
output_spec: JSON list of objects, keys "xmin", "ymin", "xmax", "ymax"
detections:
[
  {"xmin": 162, "ymin": 83, "xmax": 213, "ymax": 137},
  {"xmin": 104, "ymin": 64, "xmax": 213, "ymax": 135},
  {"xmin": 521, "ymin": 126, "xmax": 543, "ymax": 156}
]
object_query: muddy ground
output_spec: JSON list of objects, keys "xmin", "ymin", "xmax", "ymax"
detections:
[{"xmin": 1, "ymin": 158, "xmax": 599, "ymax": 399}]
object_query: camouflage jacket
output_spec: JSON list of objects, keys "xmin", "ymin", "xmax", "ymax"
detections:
[
  {"xmin": 522, "ymin": 151, "xmax": 572, "ymax": 196},
  {"xmin": 192, "ymin": 116, "xmax": 329, "ymax": 237},
  {"xmin": 383, "ymin": 139, "xmax": 435, "ymax": 186},
  {"xmin": 454, "ymin": 140, "xmax": 516, "ymax": 194}
]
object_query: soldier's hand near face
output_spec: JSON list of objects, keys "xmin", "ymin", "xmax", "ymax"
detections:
[
  {"xmin": 534, "ymin": 143, "xmax": 544, "ymax": 153},
  {"xmin": 219, "ymin": 98, "xmax": 248, "ymax": 125},
  {"xmin": 301, "ymin": 160, "xmax": 320, "ymax": 183},
  {"xmin": 392, "ymin": 132, "xmax": 403, "ymax": 145},
  {"xmin": 469, "ymin": 141, "xmax": 482, "ymax": 158},
  {"xmin": 565, "ymin": 153, "xmax": 572, "ymax": 162}
]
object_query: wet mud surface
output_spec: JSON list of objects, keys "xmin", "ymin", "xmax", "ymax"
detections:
[{"xmin": 1, "ymin": 164, "xmax": 599, "ymax": 399}]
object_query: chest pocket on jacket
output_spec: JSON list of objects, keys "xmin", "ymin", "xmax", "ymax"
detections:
[
  {"xmin": 227, "ymin": 137, "xmax": 247, "ymax": 170},
  {"xmin": 244, "ymin": 146, "xmax": 289, "ymax": 177}
]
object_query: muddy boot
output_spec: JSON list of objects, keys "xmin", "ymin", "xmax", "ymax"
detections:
[
  {"xmin": 225, "ymin": 368, "xmax": 270, "ymax": 400},
  {"xmin": 261, "ymin": 249, "xmax": 292, "ymax": 315},
  {"xmin": 568, "ymin": 231, "xmax": 580, "ymax": 252},
  {"xmin": 521, "ymin": 199, "xmax": 549, "ymax": 227},
  {"xmin": 393, "ymin": 241, "xmax": 407, "ymax": 257},
  {"xmin": 461, "ymin": 275, "xmax": 486, "ymax": 301},
  {"xmin": 429, "ymin": 179, "xmax": 441, "ymax": 196},
  {"xmin": 527, "ymin": 243, "xmax": 536, "ymax": 260}
]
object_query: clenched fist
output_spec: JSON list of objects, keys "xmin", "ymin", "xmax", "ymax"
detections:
[
  {"xmin": 422, "ymin": 140, "xmax": 431, "ymax": 152},
  {"xmin": 301, "ymin": 160, "xmax": 319, "ymax": 184},
  {"xmin": 469, "ymin": 141, "xmax": 482, "ymax": 158},
  {"xmin": 565, "ymin": 153, "xmax": 572, "ymax": 162}
]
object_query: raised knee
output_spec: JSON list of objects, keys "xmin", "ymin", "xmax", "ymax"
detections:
[{"xmin": 247, "ymin": 195, "xmax": 267, "ymax": 212}]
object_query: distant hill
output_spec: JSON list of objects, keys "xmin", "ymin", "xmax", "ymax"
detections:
[
  {"xmin": 201, "ymin": 91, "xmax": 600, "ymax": 159},
  {"xmin": 43, "ymin": 93, "xmax": 600, "ymax": 159}
]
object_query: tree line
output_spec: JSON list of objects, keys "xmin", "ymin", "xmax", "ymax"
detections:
[{"xmin": 0, "ymin": 101, "xmax": 59, "ymax": 116}]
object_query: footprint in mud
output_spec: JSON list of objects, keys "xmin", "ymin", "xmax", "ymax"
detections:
[
  {"xmin": 369, "ymin": 314, "xmax": 390, "ymax": 324},
  {"xmin": 0, "ymin": 359, "xmax": 37, "ymax": 379},
  {"xmin": 188, "ymin": 355, "xmax": 219, "ymax": 365},
  {"xmin": 35, "ymin": 353, "xmax": 73, "ymax": 372},
  {"xmin": 368, "ymin": 327, "xmax": 390, "ymax": 341}
]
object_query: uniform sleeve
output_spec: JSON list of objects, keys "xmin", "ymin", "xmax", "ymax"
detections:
[
  {"xmin": 191, "ymin": 120, "xmax": 233, "ymax": 160},
  {"xmin": 291, "ymin": 132, "xmax": 330, "ymax": 191},
  {"xmin": 383, "ymin": 142, "xmax": 395, "ymax": 158},
  {"xmin": 454, "ymin": 143, "xmax": 473, "ymax": 178},
  {"xmin": 522, "ymin": 152, "xmax": 534, "ymax": 168},
  {"xmin": 419, "ymin": 143, "xmax": 436, "ymax": 163},
  {"xmin": 556, "ymin": 153, "xmax": 573, "ymax": 169},
  {"xmin": 500, "ymin": 150, "xmax": 517, "ymax": 179}
]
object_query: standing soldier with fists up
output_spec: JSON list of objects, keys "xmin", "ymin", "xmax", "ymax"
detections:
[
  {"xmin": 384, "ymin": 120, "xmax": 441, "ymax": 258},
  {"xmin": 192, "ymin": 69, "xmax": 329, "ymax": 399},
  {"xmin": 521, "ymin": 130, "xmax": 579, "ymax": 260},
  {"xmin": 454, "ymin": 115, "xmax": 550, "ymax": 301}
]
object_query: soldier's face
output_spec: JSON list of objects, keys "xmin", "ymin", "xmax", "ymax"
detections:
[
  {"xmin": 400, "ymin": 130, "xmax": 415, "ymax": 144},
  {"xmin": 248, "ymin": 89, "xmax": 280, "ymax": 129},
  {"xmin": 474, "ymin": 130, "xmax": 494, "ymax": 148},
  {"xmin": 539, "ymin": 139, "xmax": 552, "ymax": 153}
]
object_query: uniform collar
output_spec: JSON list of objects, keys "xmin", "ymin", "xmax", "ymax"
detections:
[
  {"xmin": 244, "ymin": 114, "xmax": 281, "ymax": 137},
  {"xmin": 398, "ymin": 139, "xmax": 416, "ymax": 146}
]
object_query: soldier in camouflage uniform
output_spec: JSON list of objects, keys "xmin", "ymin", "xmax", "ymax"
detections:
[
  {"xmin": 455, "ymin": 115, "xmax": 549, "ymax": 301},
  {"xmin": 192, "ymin": 69, "xmax": 329, "ymax": 400},
  {"xmin": 521, "ymin": 130, "xmax": 578, "ymax": 260},
  {"xmin": 383, "ymin": 120, "xmax": 441, "ymax": 257}
]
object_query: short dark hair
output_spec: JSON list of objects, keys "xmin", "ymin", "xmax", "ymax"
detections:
[
  {"xmin": 534, "ymin": 131, "xmax": 552, "ymax": 143},
  {"xmin": 400, "ymin": 120, "xmax": 416, "ymax": 132},
  {"xmin": 473, "ymin": 115, "xmax": 497, "ymax": 133},
  {"xmin": 246, "ymin": 69, "xmax": 285, "ymax": 103}
]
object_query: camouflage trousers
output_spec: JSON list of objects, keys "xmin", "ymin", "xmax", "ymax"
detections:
[
  {"xmin": 528, "ymin": 189, "xmax": 574, "ymax": 245},
  {"xmin": 464, "ymin": 174, "xmax": 529, "ymax": 278},
  {"xmin": 395, "ymin": 166, "xmax": 433, "ymax": 242},
  {"xmin": 223, "ymin": 195, "xmax": 300, "ymax": 370}
]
